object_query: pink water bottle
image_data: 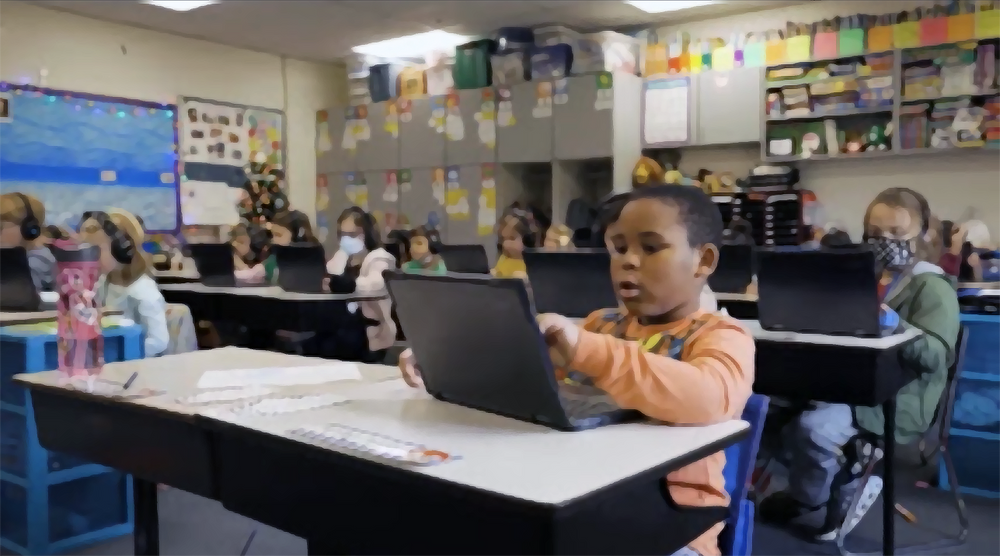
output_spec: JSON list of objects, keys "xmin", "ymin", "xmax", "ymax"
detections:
[{"xmin": 50, "ymin": 240, "xmax": 104, "ymax": 390}]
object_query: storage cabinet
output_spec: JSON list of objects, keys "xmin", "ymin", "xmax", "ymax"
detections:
[
  {"xmin": 497, "ymin": 81, "xmax": 554, "ymax": 163},
  {"xmin": 316, "ymin": 108, "xmax": 356, "ymax": 173},
  {"xmin": 399, "ymin": 97, "xmax": 446, "ymax": 169},
  {"xmin": 696, "ymin": 67, "xmax": 763, "ymax": 145},
  {"xmin": 355, "ymin": 102, "xmax": 400, "ymax": 171},
  {"xmin": 399, "ymin": 168, "xmax": 446, "ymax": 233},
  {"xmin": 554, "ymin": 75, "xmax": 615, "ymax": 160},
  {"xmin": 445, "ymin": 89, "xmax": 496, "ymax": 165}
]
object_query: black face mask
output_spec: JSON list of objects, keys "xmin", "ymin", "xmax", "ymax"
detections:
[{"xmin": 866, "ymin": 236, "xmax": 915, "ymax": 273}]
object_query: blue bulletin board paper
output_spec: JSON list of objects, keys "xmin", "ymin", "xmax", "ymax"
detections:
[{"xmin": 0, "ymin": 83, "xmax": 180, "ymax": 233}]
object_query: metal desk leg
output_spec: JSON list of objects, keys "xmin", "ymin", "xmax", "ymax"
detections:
[
  {"xmin": 133, "ymin": 477, "xmax": 160, "ymax": 556},
  {"xmin": 882, "ymin": 398, "xmax": 896, "ymax": 556}
]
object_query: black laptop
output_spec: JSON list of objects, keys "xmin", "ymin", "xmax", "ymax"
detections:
[
  {"xmin": 0, "ymin": 247, "xmax": 41, "ymax": 312},
  {"xmin": 523, "ymin": 249, "xmax": 618, "ymax": 318},
  {"xmin": 757, "ymin": 248, "xmax": 882, "ymax": 337},
  {"xmin": 437, "ymin": 244, "xmax": 490, "ymax": 274},
  {"xmin": 384, "ymin": 272, "xmax": 639, "ymax": 431},
  {"xmin": 709, "ymin": 244, "xmax": 755, "ymax": 294},
  {"xmin": 274, "ymin": 243, "xmax": 328, "ymax": 293},
  {"xmin": 189, "ymin": 243, "xmax": 239, "ymax": 287}
]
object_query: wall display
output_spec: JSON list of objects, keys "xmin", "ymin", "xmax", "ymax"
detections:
[
  {"xmin": 478, "ymin": 164, "xmax": 498, "ymax": 236},
  {"xmin": 444, "ymin": 165, "xmax": 469, "ymax": 220},
  {"xmin": 178, "ymin": 96, "xmax": 285, "ymax": 226},
  {"xmin": 474, "ymin": 90, "xmax": 497, "ymax": 148},
  {"xmin": 315, "ymin": 174, "xmax": 330, "ymax": 243},
  {"xmin": 642, "ymin": 77, "xmax": 691, "ymax": 146},
  {"xmin": 0, "ymin": 83, "xmax": 180, "ymax": 232}
]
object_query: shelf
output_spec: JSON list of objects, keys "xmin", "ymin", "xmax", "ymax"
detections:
[
  {"xmin": 901, "ymin": 90, "xmax": 1000, "ymax": 104},
  {"xmin": 766, "ymin": 106, "xmax": 892, "ymax": 122},
  {"xmin": 763, "ymin": 150, "xmax": 893, "ymax": 163},
  {"xmin": 766, "ymin": 70, "xmax": 893, "ymax": 90},
  {"xmin": 766, "ymin": 48, "xmax": 895, "ymax": 70}
]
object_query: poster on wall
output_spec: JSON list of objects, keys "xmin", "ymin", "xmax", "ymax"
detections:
[
  {"xmin": 177, "ymin": 96, "xmax": 285, "ymax": 226},
  {"xmin": 0, "ymin": 83, "xmax": 180, "ymax": 232}
]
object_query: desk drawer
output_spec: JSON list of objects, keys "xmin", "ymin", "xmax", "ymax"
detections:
[
  {"xmin": 952, "ymin": 376, "xmax": 1000, "ymax": 434},
  {"xmin": 940, "ymin": 429, "xmax": 1000, "ymax": 498}
]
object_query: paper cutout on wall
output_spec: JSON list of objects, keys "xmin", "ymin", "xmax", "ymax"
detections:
[
  {"xmin": 341, "ymin": 107, "xmax": 358, "ymax": 151},
  {"xmin": 445, "ymin": 93, "xmax": 464, "ymax": 141},
  {"xmin": 428, "ymin": 96, "xmax": 446, "ymax": 133},
  {"xmin": 445, "ymin": 189, "xmax": 470, "ymax": 220},
  {"xmin": 383, "ymin": 170, "xmax": 399, "ymax": 202},
  {"xmin": 553, "ymin": 78, "xmax": 569, "ymax": 105},
  {"xmin": 496, "ymin": 88, "xmax": 515, "ymax": 127},
  {"xmin": 474, "ymin": 89, "xmax": 496, "ymax": 147},
  {"xmin": 431, "ymin": 168, "xmax": 446, "ymax": 205},
  {"xmin": 399, "ymin": 168, "xmax": 412, "ymax": 193},
  {"xmin": 180, "ymin": 179, "xmax": 241, "ymax": 226},
  {"xmin": 643, "ymin": 78, "xmax": 690, "ymax": 145},
  {"xmin": 594, "ymin": 73, "xmax": 614, "ymax": 111},
  {"xmin": 533, "ymin": 82, "xmax": 553, "ymax": 118},
  {"xmin": 398, "ymin": 99, "xmax": 413, "ymax": 123},
  {"xmin": 316, "ymin": 110, "xmax": 333, "ymax": 154},
  {"xmin": 478, "ymin": 164, "xmax": 497, "ymax": 236},
  {"xmin": 316, "ymin": 174, "xmax": 329, "ymax": 212},
  {"xmin": 383, "ymin": 103, "xmax": 399, "ymax": 138},
  {"xmin": 427, "ymin": 211, "xmax": 441, "ymax": 229}
]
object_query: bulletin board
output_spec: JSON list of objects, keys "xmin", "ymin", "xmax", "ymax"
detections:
[
  {"xmin": 177, "ymin": 96, "xmax": 286, "ymax": 226},
  {"xmin": 0, "ymin": 83, "xmax": 180, "ymax": 233}
]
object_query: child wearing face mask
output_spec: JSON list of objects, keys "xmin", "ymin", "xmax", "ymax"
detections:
[
  {"xmin": 400, "ymin": 226, "xmax": 447, "ymax": 274},
  {"xmin": 325, "ymin": 207, "xmax": 397, "ymax": 362},
  {"xmin": 760, "ymin": 188, "xmax": 959, "ymax": 542}
]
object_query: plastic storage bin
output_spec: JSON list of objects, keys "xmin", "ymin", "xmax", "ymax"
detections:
[
  {"xmin": 534, "ymin": 25, "xmax": 582, "ymax": 48},
  {"xmin": 348, "ymin": 76, "xmax": 372, "ymax": 105},
  {"xmin": 939, "ymin": 428, "xmax": 1000, "ymax": 497},
  {"xmin": 495, "ymin": 27, "xmax": 534, "ymax": 54},
  {"xmin": 397, "ymin": 66, "xmax": 427, "ymax": 98},
  {"xmin": 453, "ymin": 39, "xmax": 496, "ymax": 90},
  {"xmin": 531, "ymin": 44, "xmax": 574, "ymax": 79},
  {"xmin": 575, "ymin": 31, "xmax": 641, "ymax": 74},
  {"xmin": 963, "ymin": 315, "xmax": 1000, "ymax": 377},
  {"xmin": 952, "ymin": 376, "xmax": 1000, "ymax": 434},
  {"xmin": 369, "ymin": 63, "xmax": 404, "ymax": 103},
  {"xmin": 492, "ymin": 51, "xmax": 531, "ymax": 86}
]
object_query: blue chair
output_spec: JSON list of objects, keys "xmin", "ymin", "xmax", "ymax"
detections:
[{"xmin": 720, "ymin": 393, "xmax": 770, "ymax": 556}]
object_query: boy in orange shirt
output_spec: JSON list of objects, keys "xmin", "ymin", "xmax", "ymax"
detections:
[{"xmin": 400, "ymin": 185, "xmax": 755, "ymax": 556}]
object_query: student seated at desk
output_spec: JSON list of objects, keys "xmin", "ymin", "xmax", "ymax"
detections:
[
  {"xmin": 760, "ymin": 188, "xmax": 960, "ymax": 540},
  {"xmin": 0, "ymin": 192, "xmax": 56, "ymax": 292},
  {"xmin": 493, "ymin": 211, "xmax": 537, "ymax": 278},
  {"xmin": 250, "ymin": 210, "xmax": 316, "ymax": 284},
  {"xmin": 81, "ymin": 209, "xmax": 169, "ymax": 357},
  {"xmin": 400, "ymin": 185, "xmax": 755, "ymax": 556},
  {"xmin": 326, "ymin": 207, "xmax": 396, "ymax": 362},
  {"xmin": 400, "ymin": 226, "xmax": 447, "ymax": 274}
]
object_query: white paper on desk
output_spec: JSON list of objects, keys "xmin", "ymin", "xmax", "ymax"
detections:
[
  {"xmin": 196, "ymin": 364, "xmax": 362, "ymax": 389},
  {"xmin": 345, "ymin": 378, "xmax": 424, "ymax": 401}
]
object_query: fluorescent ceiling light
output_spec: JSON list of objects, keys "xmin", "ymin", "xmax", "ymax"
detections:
[
  {"xmin": 142, "ymin": 1, "xmax": 218, "ymax": 12},
  {"xmin": 625, "ymin": 1, "xmax": 717, "ymax": 14},
  {"xmin": 352, "ymin": 30, "xmax": 471, "ymax": 59}
]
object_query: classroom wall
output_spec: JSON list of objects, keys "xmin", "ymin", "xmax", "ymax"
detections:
[
  {"xmin": 0, "ymin": 2, "xmax": 348, "ymax": 224},
  {"xmin": 650, "ymin": 0, "xmax": 1000, "ymax": 241}
]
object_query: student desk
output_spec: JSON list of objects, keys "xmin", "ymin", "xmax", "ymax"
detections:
[
  {"xmin": 16, "ymin": 347, "xmax": 750, "ymax": 556},
  {"xmin": 740, "ymin": 320, "xmax": 922, "ymax": 556},
  {"xmin": 152, "ymin": 269, "xmax": 200, "ymax": 285},
  {"xmin": 714, "ymin": 293, "xmax": 758, "ymax": 319},
  {"xmin": 158, "ymin": 283, "xmax": 387, "ymax": 332},
  {"xmin": 0, "ymin": 310, "xmax": 123, "ymax": 327}
]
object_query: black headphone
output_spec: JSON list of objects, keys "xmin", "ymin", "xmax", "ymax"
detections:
[
  {"xmin": 88, "ymin": 211, "xmax": 135, "ymax": 264},
  {"xmin": 862, "ymin": 188, "xmax": 932, "ymax": 242},
  {"xmin": 424, "ymin": 227, "xmax": 443, "ymax": 254},
  {"xmin": 13, "ymin": 193, "xmax": 41, "ymax": 241}
]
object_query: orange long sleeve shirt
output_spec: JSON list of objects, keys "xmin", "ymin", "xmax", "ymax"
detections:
[{"xmin": 569, "ymin": 308, "xmax": 755, "ymax": 556}]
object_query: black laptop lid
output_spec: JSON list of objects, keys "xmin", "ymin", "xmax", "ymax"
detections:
[
  {"xmin": 757, "ymin": 248, "xmax": 881, "ymax": 336},
  {"xmin": 0, "ymin": 247, "xmax": 41, "ymax": 312},
  {"xmin": 385, "ymin": 272, "xmax": 572, "ymax": 429},
  {"xmin": 709, "ymin": 244, "xmax": 755, "ymax": 294},
  {"xmin": 437, "ymin": 244, "xmax": 490, "ymax": 274},
  {"xmin": 274, "ymin": 243, "xmax": 327, "ymax": 293},
  {"xmin": 189, "ymin": 243, "xmax": 237, "ymax": 287},
  {"xmin": 523, "ymin": 249, "xmax": 618, "ymax": 318}
]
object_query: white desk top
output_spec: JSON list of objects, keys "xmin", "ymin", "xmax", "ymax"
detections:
[
  {"xmin": 739, "ymin": 319, "xmax": 921, "ymax": 349},
  {"xmin": 715, "ymin": 293, "xmax": 758, "ymax": 302},
  {"xmin": 15, "ymin": 347, "xmax": 748, "ymax": 506},
  {"xmin": 158, "ymin": 282, "xmax": 387, "ymax": 301},
  {"xmin": 153, "ymin": 269, "xmax": 200, "ymax": 279}
]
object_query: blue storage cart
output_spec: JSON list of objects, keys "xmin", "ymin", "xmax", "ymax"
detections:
[
  {"xmin": 939, "ymin": 313, "xmax": 1000, "ymax": 498},
  {"xmin": 0, "ymin": 323, "xmax": 142, "ymax": 555}
]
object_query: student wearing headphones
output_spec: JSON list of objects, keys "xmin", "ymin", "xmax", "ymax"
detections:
[
  {"xmin": 80, "ymin": 209, "xmax": 169, "ymax": 357},
  {"xmin": 493, "ymin": 211, "xmax": 536, "ymax": 278},
  {"xmin": 259, "ymin": 210, "xmax": 317, "ymax": 284},
  {"xmin": 400, "ymin": 226, "xmax": 447, "ymax": 274},
  {"xmin": 0, "ymin": 192, "xmax": 57, "ymax": 292},
  {"xmin": 325, "ymin": 207, "xmax": 397, "ymax": 362},
  {"xmin": 761, "ymin": 188, "xmax": 959, "ymax": 542}
]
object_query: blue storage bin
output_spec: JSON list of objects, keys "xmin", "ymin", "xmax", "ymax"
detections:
[
  {"xmin": 939, "ymin": 429, "xmax": 1000, "ymax": 498},
  {"xmin": 492, "ymin": 51, "xmax": 531, "ymax": 86},
  {"xmin": 48, "ymin": 471, "xmax": 131, "ymax": 544},
  {"xmin": 495, "ymin": 27, "xmax": 534, "ymax": 54},
  {"xmin": 368, "ymin": 63, "xmax": 403, "ymax": 103},
  {"xmin": 530, "ymin": 44, "xmax": 574, "ymax": 79},
  {"xmin": 952, "ymin": 376, "xmax": 1000, "ymax": 434},
  {"xmin": 962, "ymin": 315, "xmax": 1000, "ymax": 378},
  {"xmin": 1, "ymin": 409, "xmax": 28, "ymax": 477}
]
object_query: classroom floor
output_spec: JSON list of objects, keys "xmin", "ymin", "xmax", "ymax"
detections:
[{"xmin": 72, "ymin": 448, "xmax": 999, "ymax": 556}]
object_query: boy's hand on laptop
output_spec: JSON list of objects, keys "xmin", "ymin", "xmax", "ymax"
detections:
[
  {"xmin": 398, "ymin": 348, "xmax": 423, "ymax": 388},
  {"xmin": 537, "ymin": 313, "xmax": 580, "ymax": 366}
]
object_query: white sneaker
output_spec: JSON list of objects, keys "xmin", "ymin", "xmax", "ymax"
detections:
[{"xmin": 816, "ymin": 476, "xmax": 884, "ymax": 542}]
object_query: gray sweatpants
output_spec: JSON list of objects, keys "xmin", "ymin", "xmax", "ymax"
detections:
[
  {"xmin": 787, "ymin": 402, "xmax": 858, "ymax": 507},
  {"xmin": 670, "ymin": 547, "xmax": 702, "ymax": 556}
]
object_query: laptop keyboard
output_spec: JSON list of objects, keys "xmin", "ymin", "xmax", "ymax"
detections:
[{"xmin": 558, "ymin": 381, "xmax": 623, "ymax": 422}]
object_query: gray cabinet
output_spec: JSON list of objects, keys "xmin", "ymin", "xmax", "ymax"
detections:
[
  {"xmin": 355, "ymin": 102, "xmax": 400, "ymax": 171},
  {"xmin": 446, "ymin": 165, "xmax": 497, "ymax": 264},
  {"xmin": 400, "ymin": 97, "xmax": 446, "ymax": 168},
  {"xmin": 399, "ymin": 168, "xmax": 446, "ymax": 233},
  {"xmin": 363, "ymin": 170, "xmax": 402, "ymax": 236},
  {"xmin": 554, "ymin": 75, "xmax": 614, "ymax": 160},
  {"xmin": 696, "ymin": 67, "xmax": 762, "ymax": 145},
  {"xmin": 497, "ymin": 81, "xmax": 554, "ymax": 163},
  {"xmin": 445, "ymin": 88, "xmax": 496, "ymax": 165},
  {"xmin": 318, "ymin": 171, "xmax": 355, "ymax": 254},
  {"xmin": 316, "ymin": 108, "xmax": 356, "ymax": 173}
]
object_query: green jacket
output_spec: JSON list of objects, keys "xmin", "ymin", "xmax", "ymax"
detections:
[
  {"xmin": 401, "ymin": 259, "xmax": 447, "ymax": 275},
  {"xmin": 855, "ymin": 262, "xmax": 960, "ymax": 444},
  {"xmin": 263, "ymin": 254, "xmax": 278, "ymax": 285}
]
